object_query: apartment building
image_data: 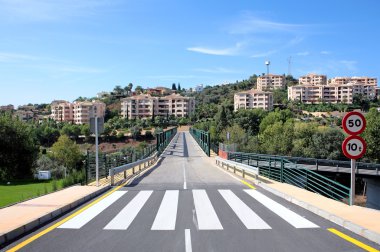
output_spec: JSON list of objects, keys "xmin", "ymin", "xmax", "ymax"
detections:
[
  {"xmin": 299, "ymin": 73, "xmax": 327, "ymax": 85},
  {"xmin": 330, "ymin": 76, "xmax": 377, "ymax": 85},
  {"xmin": 121, "ymin": 94, "xmax": 195, "ymax": 119},
  {"xmin": 234, "ymin": 89, "xmax": 273, "ymax": 111},
  {"xmin": 257, "ymin": 74, "xmax": 285, "ymax": 91},
  {"xmin": 288, "ymin": 77, "xmax": 377, "ymax": 104},
  {"xmin": 51, "ymin": 101, "xmax": 74, "ymax": 122},
  {"xmin": 0, "ymin": 104, "xmax": 14, "ymax": 112},
  {"xmin": 51, "ymin": 100, "xmax": 106, "ymax": 124}
]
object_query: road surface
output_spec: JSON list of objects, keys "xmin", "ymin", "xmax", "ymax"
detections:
[{"xmin": 4, "ymin": 132, "xmax": 380, "ymax": 252}]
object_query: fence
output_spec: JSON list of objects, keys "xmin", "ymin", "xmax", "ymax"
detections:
[
  {"xmin": 85, "ymin": 127, "xmax": 177, "ymax": 184},
  {"xmin": 156, "ymin": 127, "xmax": 178, "ymax": 154},
  {"xmin": 228, "ymin": 152, "xmax": 352, "ymax": 205},
  {"xmin": 189, "ymin": 127, "xmax": 210, "ymax": 156}
]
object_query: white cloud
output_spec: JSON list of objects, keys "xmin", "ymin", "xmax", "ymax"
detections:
[
  {"xmin": 187, "ymin": 43, "xmax": 243, "ymax": 56},
  {"xmin": 339, "ymin": 60, "xmax": 357, "ymax": 72},
  {"xmin": 296, "ymin": 51, "xmax": 310, "ymax": 56},
  {"xmin": 193, "ymin": 67, "xmax": 241, "ymax": 74},
  {"xmin": 320, "ymin": 51, "xmax": 331, "ymax": 55},
  {"xmin": 147, "ymin": 75, "xmax": 198, "ymax": 80},
  {"xmin": 0, "ymin": 0, "xmax": 118, "ymax": 22},
  {"xmin": 0, "ymin": 52, "xmax": 40, "ymax": 62},
  {"xmin": 229, "ymin": 14, "xmax": 307, "ymax": 34},
  {"xmin": 251, "ymin": 50, "xmax": 277, "ymax": 58}
]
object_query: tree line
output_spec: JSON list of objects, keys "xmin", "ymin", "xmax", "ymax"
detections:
[{"xmin": 193, "ymin": 107, "xmax": 380, "ymax": 163}]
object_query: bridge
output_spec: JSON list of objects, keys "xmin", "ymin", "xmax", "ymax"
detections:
[{"xmin": 2, "ymin": 130, "xmax": 380, "ymax": 251}]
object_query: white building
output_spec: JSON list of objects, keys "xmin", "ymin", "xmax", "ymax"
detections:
[
  {"xmin": 234, "ymin": 89, "xmax": 273, "ymax": 111},
  {"xmin": 121, "ymin": 94, "xmax": 195, "ymax": 119},
  {"xmin": 257, "ymin": 74, "xmax": 285, "ymax": 90}
]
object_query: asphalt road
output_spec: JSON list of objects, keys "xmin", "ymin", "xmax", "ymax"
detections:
[{"xmin": 4, "ymin": 132, "xmax": 380, "ymax": 252}]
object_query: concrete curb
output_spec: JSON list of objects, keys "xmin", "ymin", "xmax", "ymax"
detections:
[
  {"xmin": 257, "ymin": 182, "xmax": 380, "ymax": 245},
  {"xmin": 0, "ymin": 185, "xmax": 110, "ymax": 246}
]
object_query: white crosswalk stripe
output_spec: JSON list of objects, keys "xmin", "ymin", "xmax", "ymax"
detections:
[
  {"xmin": 57, "ymin": 189, "xmax": 319, "ymax": 231},
  {"xmin": 104, "ymin": 190, "xmax": 153, "ymax": 230},
  {"xmin": 58, "ymin": 191, "xmax": 127, "ymax": 229},
  {"xmin": 151, "ymin": 190, "xmax": 179, "ymax": 230},
  {"xmin": 244, "ymin": 189, "xmax": 319, "ymax": 228},
  {"xmin": 219, "ymin": 190, "xmax": 271, "ymax": 229},
  {"xmin": 192, "ymin": 189, "xmax": 223, "ymax": 230}
]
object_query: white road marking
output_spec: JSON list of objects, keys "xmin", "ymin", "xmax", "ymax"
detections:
[
  {"xmin": 185, "ymin": 229, "xmax": 192, "ymax": 252},
  {"xmin": 151, "ymin": 190, "xmax": 179, "ymax": 230},
  {"xmin": 219, "ymin": 190, "xmax": 271, "ymax": 230},
  {"xmin": 192, "ymin": 189, "xmax": 223, "ymax": 230},
  {"xmin": 244, "ymin": 189, "xmax": 319, "ymax": 228},
  {"xmin": 104, "ymin": 190, "xmax": 153, "ymax": 230},
  {"xmin": 183, "ymin": 163, "xmax": 187, "ymax": 190},
  {"xmin": 58, "ymin": 191, "xmax": 126, "ymax": 229}
]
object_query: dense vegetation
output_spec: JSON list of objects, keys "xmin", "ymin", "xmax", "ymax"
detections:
[{"xmin": 188, "ymin": 73, "xmax": 380, "ymax": 163}]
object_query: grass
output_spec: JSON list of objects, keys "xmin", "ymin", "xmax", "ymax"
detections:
[{"xmin": 0, "ymin": 179, "xmax": 64, "ymax": 208}]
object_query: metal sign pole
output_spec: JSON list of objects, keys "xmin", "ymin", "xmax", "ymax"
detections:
[
  {"xmin": 95, "ymin": 116, "xmax": 99, "ymax": 187},
  {"xmin": 350, "ymin": 158, "xmax": 355, "ymax": 206}
]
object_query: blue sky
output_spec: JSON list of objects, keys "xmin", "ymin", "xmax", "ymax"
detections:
[{"xmin": 0, "ymin": 0, "xmax": 379, "ymax": 107}]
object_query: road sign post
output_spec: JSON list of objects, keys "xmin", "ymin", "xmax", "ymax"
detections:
[
  {"xmin": 341, "ymin": 112, "xmax": 367, "ymax": 206},
  {"xmin": 90, "ymin": 117, "xmax": 104, "ymax": 187}
]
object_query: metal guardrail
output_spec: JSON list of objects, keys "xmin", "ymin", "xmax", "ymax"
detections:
[
  {"xmin": 215, "ymin": 157, "xmax": 258, "ymax": 178},
  {"xmin": 85, "ymin": 144, "xmax": 156, "ymax": 184},
  {"xmin": 109, "ymin": 152, "xmax": 158, "ymax": 186},
  {"xmin": 228, "ymin": 152, "xmax": 352, "ymax": 205},
  {"xmin": 189, "ymin": 127, "xmax": 210, "ymax": 156},
  {"xmin": 234, "ymin": 153, "xmax": 380, "ymax": 176},
  {"xmin": 210, "ymin": 142, "xmax": 219, "ymax": 155},
  {"xmin": 156, "ymin": 127, "xmax": 178, "ymax": 154}
]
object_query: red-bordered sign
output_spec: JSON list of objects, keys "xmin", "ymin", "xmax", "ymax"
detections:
[
  {"xmin": 342, "ymin": 135, "xmax": 367, "ymax": 159},
  {"xmin": 342, "ymin": 111, "xmax": 366, "ymax": 135}
]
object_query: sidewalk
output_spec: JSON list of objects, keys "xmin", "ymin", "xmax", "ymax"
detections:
[
  {"xmin": 255, "ymin": 178, "xmax": 380, "ymax": 244},
  {"xmin": 209, "ymin": 155, "xmax": 380, "ymax": 245},
  {"xmin": 0, "ymin": 185, "xmax": 109, "ymax": 246}
]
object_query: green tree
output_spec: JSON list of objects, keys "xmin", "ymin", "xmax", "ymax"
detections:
[
  {"xmin": 309, "ymin": 127, "xmax": 344, "ymax": 159},
  {"xmin": 259, "ymin": 120, "xmax": 294, "ymax": 155},
  {"xmin": 50, "ymin": 135, "xmax": 83, "ymax": 173},
  {"xmin": 220, "ymin": 124, "xmax": 248, "ymax": 150},
  {"xmin": 172, "ymin": 83, "xmax": 177, "ymax": 90},
  {"xmin": 131, "ymin": 125, "xmax": 142, "ymax": 139},
  {"xmin": 234, "ymin": 109, "xmax": 267, "ymax": 135},
  {"xmin": 291, "ymin": 122, "xmax": 318, "ymax": 157},
  {"xmin": 363, "ymin": 108, "xmax": 380, "ymax": 162},
  {"xmin": 0, "ymin": 114, "xmax": 39, "ymax": 180},
  {"xmin": 135, "ymin": 85, "xmax": 143, "ymax": 94}
]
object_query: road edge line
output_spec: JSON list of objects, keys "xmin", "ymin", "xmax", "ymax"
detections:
[
  {"xmin": 6, "ymin": 182, "xmax": 127, "ymax": 252},
  {"xmin": 328, "ymin": 228, "xmax": 380, "ymax": 252}
]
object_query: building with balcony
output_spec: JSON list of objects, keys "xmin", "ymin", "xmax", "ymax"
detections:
[
  {"xmin": 0, "ymin": 104, "xmax": 14, "ymax": 112},
  {"xmin": 50, "ymin": 100, "xmax": 105, "ymax": 124},
  {"xmin": 257, "ymin": 74, "xmax": 285, "ymax": 91},
  {"xmin": 330, "ymin": 76, "xmax": 377, "ymax": 85},
  {"xmin": 299, "ymin": 73, "xmax": 327, "ymax": 85},
  {"xmin": 121, "ymin": 94, "xmax": 195, "ymax": 119},
  {"xmin": 288, "ymin": 76, "xmax": 377, "ymax": 104},
  {"xmin": 234, "ymin": 89, "xmax": 273, "ymax": 111}
]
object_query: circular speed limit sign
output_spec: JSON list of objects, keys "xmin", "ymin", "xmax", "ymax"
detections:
[
  {"xmin": 342, "ymin": 135, "xmax": 367, "ymax": 159},
  {"xmin": 342, "ymin": 111, "xmax": 366, "ymax": 135}
]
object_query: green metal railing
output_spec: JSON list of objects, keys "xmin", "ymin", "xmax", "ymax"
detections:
[
  {"xmin": 210, "ymin": 142, "xmax": 219, "ymax": 156},
  {"xmin": 228, "ymin": 152, "xmax": 352, "ymax": 205},
  {"xmin": 189, "ymin": 127, "xmax": 210, "ymax": 156},
  {"xmin": 156, "ymin": 127, "xmax": 178, "ymax": 154},
  {"xmin": 85, "ymin": 144, "xmax": 156, "ymax": 184},
  {"xmin": 86, "ymin": 127, "xmax": 177, "ymax": 184}
]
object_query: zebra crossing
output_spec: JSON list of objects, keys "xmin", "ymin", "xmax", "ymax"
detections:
[{"xmin": 58, "ymin": 189, "xmax": 319, "ymax": 231}]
